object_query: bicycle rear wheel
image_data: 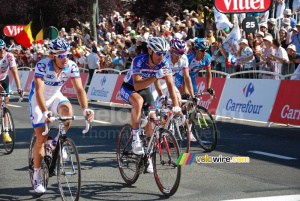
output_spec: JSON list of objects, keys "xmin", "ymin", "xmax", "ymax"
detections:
[
  {"xmin": 153, "ymin": 129, "xmax": 181, "ymax": 197},
  {"xmin": 28, "ymin": 133, "xmax": 49, "ymax": 195},
  {"xmin": 2, "ymin": 108, "xmax": 15, "ymax": 154},
  {"xmin": 116, "ymin": 124, "xmax": 140, "ymax": 185},
  {"xmin": 192, "ymin": 106, "xmax": 217, "ymax": 152},
  {"xmin": 57, "ymin": 137, "xmax": 81, "ymax": 201},
  {"xmin": 169, "ymin": 118, "xmax": 190, "ymax": 153}
]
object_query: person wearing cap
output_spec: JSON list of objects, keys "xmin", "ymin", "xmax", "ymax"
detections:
[
  {"xmin": 260, "ymin": 23, "xmax": 269, "ymax": 35},
  {"xmin": 283, "ymin": 9, "xmax": 296, "ymax": 28},
  {"xmin": 279, "ymin": 27, "xmax": 288, "ymax": 49},
  {"xmin": 286, "ymin": 44, "xmax": 300, "ymax": 78},
  {"xmin": 270, "ymin": 39, "xmax": 289, "ymax": 75},
  {"xmin": 267, "ymin": 18, "xmax": 280, "ymax": 40},
  {"xmin": 287, "ymin": 23, "xmax": 300, "ymax": 52},
  {"xmin": 237, "ymin": 38, "xmax": 255, "ymax": 78},
  {"xmin": 282, "ymin": 18, "xmax": 292, "ymax": 33}
]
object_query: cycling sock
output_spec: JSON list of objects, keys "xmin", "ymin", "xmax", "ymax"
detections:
[
  {"xmin": 132, "ymin": 128, "xmax": 139, "ymax": 142},
  {"xmin": 33, "ymin": 168, "xmax": 42, "ymax": 181},
  {"xmin": 4, "ymin": 126, "xmax": 8, "ymax": 132}
]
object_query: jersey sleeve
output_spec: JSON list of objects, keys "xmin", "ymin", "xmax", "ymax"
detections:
[
  {"xmin": 132, "ymin": 56, "xmax": 143, "ymax": 75},
  {"xmin": 181, "ymin": 55, "xmax": 189, "ymax": 70},
  {"xmin": 34, "ymin": 61, "xmax": 46, "ymax": 78},
  {"xmin": 162, "ymin": 59, "xmax": 172, "ymax": 75},
  {"xmin": 70, "ymin": 63, "xmax": 80, "ymax": 78},
  {"xmin": 7, "ymin": 53, "xmax": 17, "ymax": 68}
]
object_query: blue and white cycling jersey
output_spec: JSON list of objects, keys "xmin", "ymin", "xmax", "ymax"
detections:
[
  {"xmin": 123, "ymin": 53, "xmax": 172, "ymax": 86},
  {"xmin": 30, "ymin": 57, "xmax": 80, "ymax": 100},
  {"xmin": 164, "ymin": 51, "xmax": 189, "ymax": 76},
  {"xmin": 184, "ymin": 52, "xmax": 211, "ymax": 77}
]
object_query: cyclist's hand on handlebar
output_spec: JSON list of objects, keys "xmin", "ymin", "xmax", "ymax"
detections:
[
  {"xmin": 42, "ymin": 111, "xmax": 53, "ymax": 123},
  {"xmin": 172, "ymin": 106, "xmax": 181, "ymax": 115},
  {"xmin": 83, "ymin": 108, "xmax": 94, "ymax": 122},
  {"xmin": 17, "ymin": 88, "xmax": 24, "ymax": 97},
  {"xmin": 207, "ymin": 88, "xmax": 215, "ymax": 95}
]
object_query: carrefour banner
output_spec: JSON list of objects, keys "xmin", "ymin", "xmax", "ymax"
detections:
[
  {"xmin": 269, "ymin": 80, "xmax": 300, "ymax": 125},
  {"xmin": 10, "ymin": 70, "xmax": 30, "ymax": 91},
  {"xmin": 87, "ymin": 74, "xmax": 118, "ymax": 102},
  {"xmin": 216, "ymin": 79, "xmax": 280, "ymax": 122}
]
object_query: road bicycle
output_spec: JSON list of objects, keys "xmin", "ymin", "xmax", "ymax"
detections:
[
  {"xmin": 0, "ymin": 92, "xmax": 22, "ymax": 154},
  {"xmin": 117, "ymin": 107, "xmax": 181, "ymax": 197},
  {"xmin": 164, "ymin": 92, "xmax": 218, "ymax": 152},
  {"xmin": 28, "ymin": 115, "xmax": 90, "ymax": 200}
]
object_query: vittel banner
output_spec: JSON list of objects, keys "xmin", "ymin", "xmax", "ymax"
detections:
[
  {"xmin": 87, "ymin": 74, "xmax": 118, "ymax": 102},
  {"xmin": 269, "ymin": 80, "xmax": 300, "ymax": 125},
  {"xmin": 216, "ymin": 79, "xmax": 280, "ymax": 122},
  {"xmin": 215, "ymin": 0, "xmax": 272, "ymax": 13}
]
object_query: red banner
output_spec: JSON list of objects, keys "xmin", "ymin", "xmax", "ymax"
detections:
[
  {"xmin": 23, "ymin": 71, "xmax": 35, "ymax": 93},
  {"xmin": 195, "ymin": 77, "xmax": 226, "ymax": 115},
  {"xmin": 215, "ymin": 0, "xmax": 272, "ymax": 13},
  {"xmin": 61, "ymin": 73, "xmax": 89, "ymax": 97},
  {"xmin": 3, "ymin": 25, "xmax": 26, "ymax": 37},
  {"xmin": 110, "ymin": 75, "xmax": 127, "ymax": 104},
  {"xmin": 269, "ymin": 80, "xmax": 300, "ymax": 125}
]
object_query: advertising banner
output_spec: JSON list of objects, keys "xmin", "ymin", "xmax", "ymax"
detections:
[
  {"xmin": 216, "ymin": 79, "xmax": 280, "ymax": 121},
  {"xmin": 61, "ymin": 73, "xmax": 88, "ymax": 97},
  {"xmin": 24, "ymin": 71, "xmax": 35, "ymax": 93},
  {"xmin": 87, "ymin": 74, "xmax": 118, "ymax": 102},
  {"xmin": 269, "ymin": 80, "xmax": 300, "ymax": 125},
  {"xmin": 10, "ymin": 70, "xmax": 30, "ymax": 91},
  {"xmin": 110, "ymin": 75, "xmax": 127, "ymax": 104}
]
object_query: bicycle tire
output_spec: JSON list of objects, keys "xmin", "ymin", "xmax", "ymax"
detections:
[
  {"xmin": 57, "ymin": 137, "xmax": 81, "ymax": 201},
  {"xmin": 28, "ymin": 133, "xmax": 49, "ymax": 195},
  {"xmin": 192, "ymin": 106, "xmax": 217, "ymax": 152},
  {"xmin": 153, "ymin": 129, "xmax": 181, "ymax": 197},
  {"xmin": 2, "ymin": 108, "xmax": 15, "ymax": 154},
  {"xmin": 168, "ymin": 118, "xmax": 191, "ymax": 153},
  {"xmin": 116, "ymin": 124, "xmax": 140, "ymax": 185}
]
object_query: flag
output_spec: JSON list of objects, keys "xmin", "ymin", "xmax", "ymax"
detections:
[
  {"xmin": 35, "ymin": 28, "xmax": 43, "ymax": 44},
  {"xmin": 222, "ymin": 25, "xmax": 241, "ymax": 54},
  {"xmin": 214, "ymin": 8, "xmax": 233, "ymax": 30},
  {"xmin": 14, "ymin": 21, "xmax": 34, "ymax": 48}
]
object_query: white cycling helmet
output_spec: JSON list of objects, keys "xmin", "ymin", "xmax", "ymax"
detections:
[
  {"xmin": 147, "ymin": 37, "xmax": 169, "ymax": 53},
  {"xmin": 48, "ymin": 38, "xmax": 70, "ymax": 53}
]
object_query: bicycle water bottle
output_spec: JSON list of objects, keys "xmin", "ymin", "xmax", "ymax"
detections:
[{"xmin": 46, "ymin": 137, "xmax": 53, "ymax": 157}]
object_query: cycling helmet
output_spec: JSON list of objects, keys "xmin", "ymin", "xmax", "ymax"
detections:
[
  {"xmin": 147, "ymin": 37, "xmax": 169, "ymax": 53},
  {"xmin": 0, "ymin": 39, "xmax": 6, "ymax": 47},
  {"xmin": 48, "ymin": 38, "xmax": 70, "ymax": 53},
  {"xmin": 194, "ymin": 38, "xmax": 210, "ymax": 50},
  {"xmin": 170, "ymin": 38, "xmax": 186, "ymax": 52}
]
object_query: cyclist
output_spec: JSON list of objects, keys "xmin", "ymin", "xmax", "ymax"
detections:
[
  {"xmin": 29, "ymin": 38, "xmax": 94, "ymax": 194},
  {"xmin": 153, "ymin": 38, "xmax": 197, "ymax": 141},
  {"xmin": 175, "ymin": 38, "xmax": 214, "ymax": 97},
  {"xmin": 120, "ymin": 37, "xmax": 180, "ymax": 172},
  {"xmin": 0, "ymin": 39, "xmax": 24, "ymax": 143}
]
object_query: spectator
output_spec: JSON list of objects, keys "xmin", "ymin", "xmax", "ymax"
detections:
[
  {"xmin": 287, "ymin": 44, "xmax": 299, "ymax": 76},
  {"xmin": 283, "ymin": 9, "xmax": 296, "ymax": 28},
  {"xmin": 270, "ymin": 39, "xmax": 289, "ymax": 75},
  {"xmin": 279, "ymin": 27, "xmax": 289, "ymax": 49},
  {"xmin": 287, "ymin": 23, "xmax": 300, "ymax": 52},
  {"xmin": 267, "ymin": 18, "xmax": 280, "ymax": 40},
  {"xmin": 185, "ymin": 20, "xmax": 196, "ymax": 40},
  {"xmin": 275, "ymin": 0, "xmax": 285, "ymax": 18},
  {"xmin": 237, "ymin": 38, "xmax": 255, "ymax": 78},
  {"xmin": 87, "ymin": 46, "xmax": 100, "ymax": 85}
]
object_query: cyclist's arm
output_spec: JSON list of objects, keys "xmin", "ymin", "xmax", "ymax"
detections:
[
  {"xmin": 205, "ymin": 67, "xmax": 212, "ymax": 89},
  {"xmin": 154, "ymin": 79, "xmax": 163, "ymax": 97},
  {"xmin": 71, "ymin": 77, "xmax": 88, "ymax": 110},
  {"xmin": 182, "ymin": 68, "xmax": 194, "ymax": 97},
  {"xmin": 165, "ymin": 74, "xmax": 179, "ymax": 106},
  {"xmin": 35, "ymin": 77, "xmax": 48, "ymax": 113},
  {"xmin": 132, "ymin": 74, "xmax": 157, "ymax": 91},
  {"xmin": 10, "ymin": 66, "xmax": 22, "ymax": 90}
]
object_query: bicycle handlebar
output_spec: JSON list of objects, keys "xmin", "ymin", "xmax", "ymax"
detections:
[
  {"xmin": 42, "ymin": 116, "xmax": 91, "ymax": 136},
  {"xmin": 0, "ymin": 92, "xmax": 23, "ymax": 103}
]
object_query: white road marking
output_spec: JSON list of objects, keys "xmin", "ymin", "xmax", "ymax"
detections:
[
  {"xmin": 93, "ymin": 120, "xmax": 112, "ymax": 125},
  {"xmin": 221, "ymin": 194, "xmax": 300, "ymax": 201},
  {"xmin": 7, "ymin": 104, "xmax": 22, "ymax": 108},
  {"xmin": 249, "ymin": 151, "xmax": 297, "ymax": 160}
]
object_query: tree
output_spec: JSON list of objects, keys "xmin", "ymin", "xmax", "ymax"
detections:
[{"xmin": 90, "ymin": 0, "xmax": 97, "ymax": 42}]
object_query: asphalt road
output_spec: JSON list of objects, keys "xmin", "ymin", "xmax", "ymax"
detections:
[{"xmin": 0, "ymin": 97, "xmax": 299, "ymax": 201}]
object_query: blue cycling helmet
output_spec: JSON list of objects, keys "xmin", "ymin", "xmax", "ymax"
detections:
[
  {"xmin": 194, "ymin": 38, "xmax": 210, "ymax": 50},
  {"xmin": 48, "ymin": 38, "xmax": 70, "ymax": 53},
  {"xmin": 170, "ymin": 38, "xmax": 186, "ymax": 52},
  {"xmin": 0, "ymin": 39, "xmax": 6, "ymax": 47}
]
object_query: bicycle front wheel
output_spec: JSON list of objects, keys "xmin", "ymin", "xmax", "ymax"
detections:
[
  {"xmin": 2, "ymin": 108, "xmax": 15, "ymax": 154},
  {"xmin": 192, "ymin": 106, "xmax": 218, "ymax": 152},
  {"xmin": 57, "ymin": 137, "xmax": 81, "ymax": 201},
  {"xmin": 153, "ymin": 129, "xmax": 181, "ymax": 197},
  {"xmin": 116, "ymin": 124, "xmax": 140, "ymax": 185}
]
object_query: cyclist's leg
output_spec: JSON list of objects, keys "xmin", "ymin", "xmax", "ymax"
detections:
[
  {"xmin": 1, "ymin": 77, "xmax": 12, "ymax": 142},
  {"xmin": 50, "ymin": 93, "xmax": 72, "ymax": 132}
]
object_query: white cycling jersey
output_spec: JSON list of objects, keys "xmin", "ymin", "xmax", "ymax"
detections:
[
  {"xmin": 30, "ymin": 57, "xmax": 80, "ymax": 100},
  {"xmin": 0, "ymin": 52, "xmax": 17, "ymax": 81}
]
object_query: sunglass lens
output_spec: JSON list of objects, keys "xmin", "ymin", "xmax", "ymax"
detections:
[
  {"xmin": 58, "ymin": 54, "xmax": 70, "ymax": 59},
  {"xmin": 156, "ymin": 51, "xmax": 165, "ymax": 56}
]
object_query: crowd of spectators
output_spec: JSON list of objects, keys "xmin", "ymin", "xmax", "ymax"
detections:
[{"xmin": 5, "ymin": 2, "xmax": 300, "ymax": 80}]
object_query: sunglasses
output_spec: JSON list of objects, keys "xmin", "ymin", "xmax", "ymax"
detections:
[
  {"xmin": 173, "ymin": 51, "xmax": 184, "ymax": 56},
  {"xmin": 0, "ymin": 47, "xmax": 5, "ymax": 51},
  {"xmin": 198, "ymin": 49, "xmax": 209, "ymax": 53},
  {"xmin": 54, "ymin": 54, "xmax": 70, "ymax": 59},
  {"xmin": 154, "ymin": 51, "xmax": 166, "ymax": 56}
]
